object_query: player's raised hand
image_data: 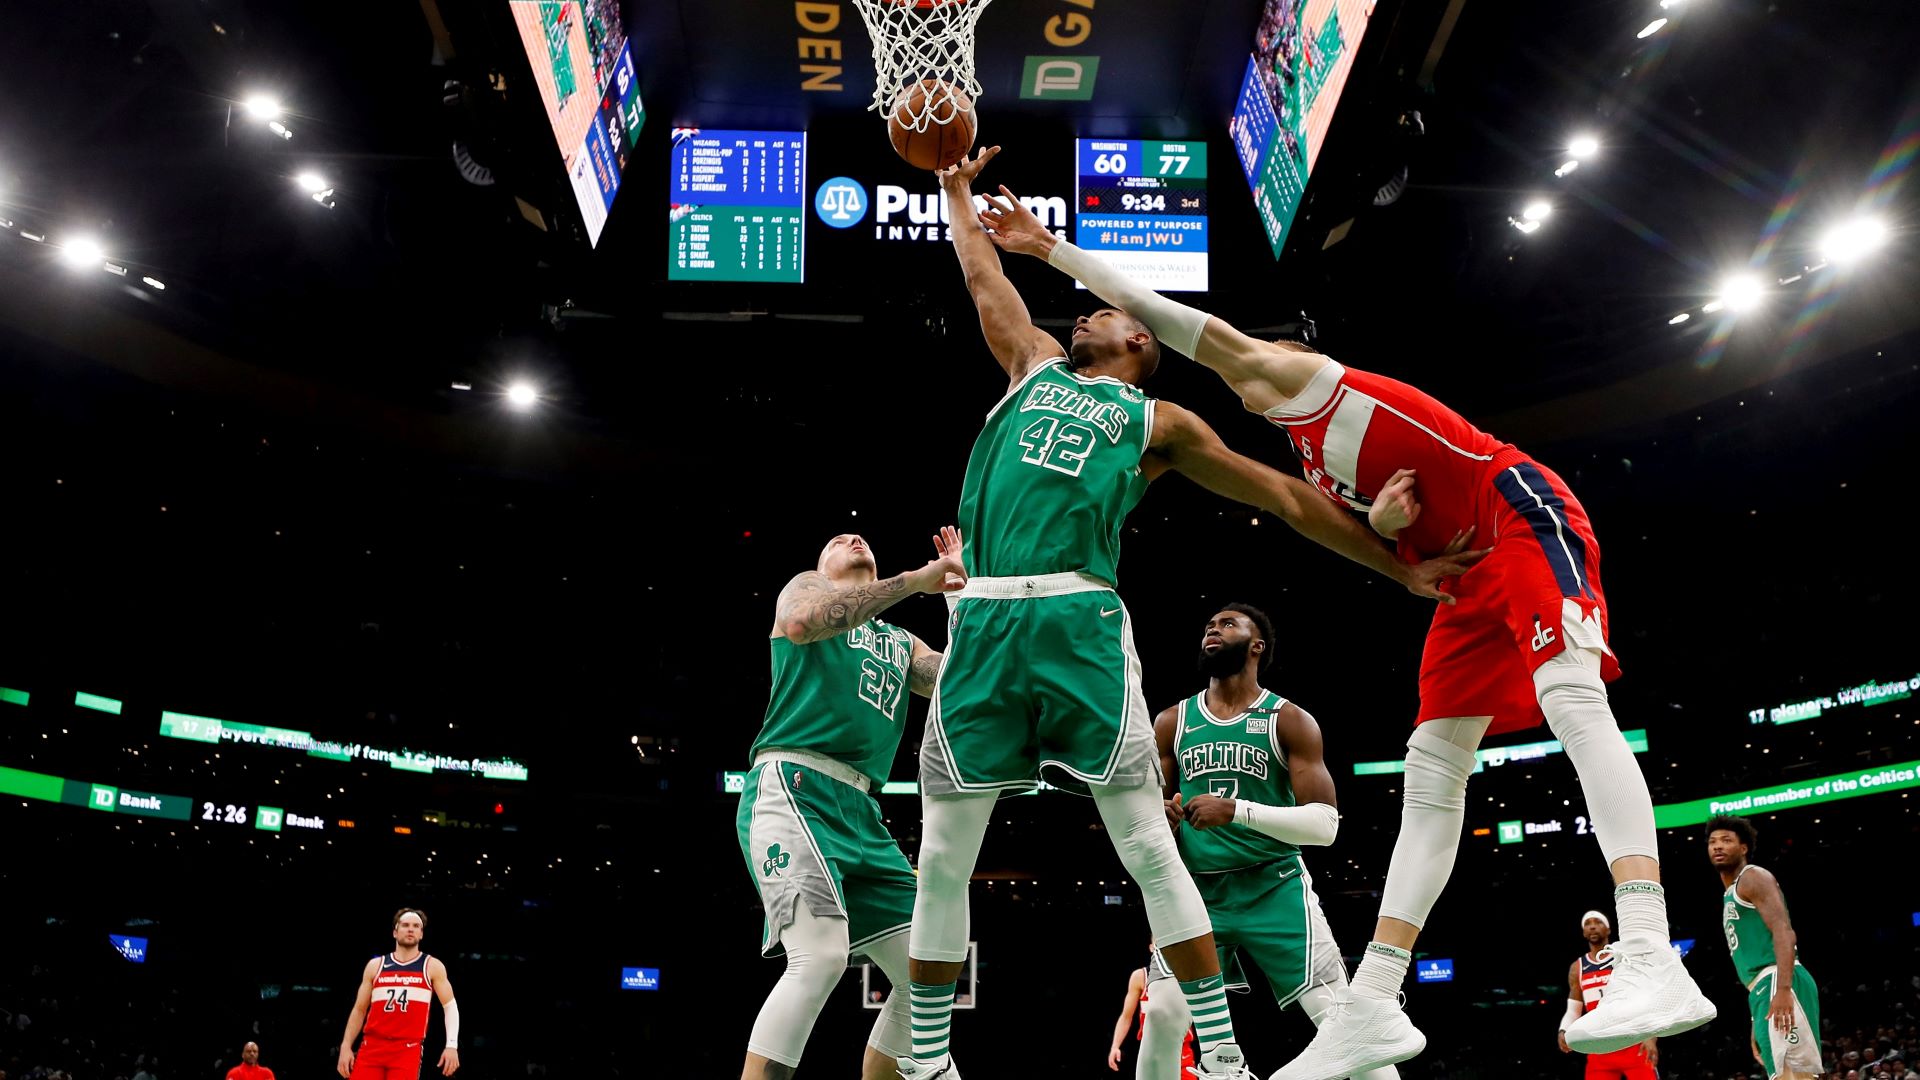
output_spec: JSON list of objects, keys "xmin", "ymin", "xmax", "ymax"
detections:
[
  {"xmin": 1402, "ymin": 529, "xmax": 1489, "ymax": 605},
  {"xmin": 918, "ymin": 525, "xmax": 968, "ymax": 593},
  {"xmin": 937, "ymin": 145, "xmax": 1001, "ymax": 190},
  {"xmin": 1367, "ymin": 468, "xmax": 1420, "ymax": 539},
  {"xmin": 978, "ymin": 185, "xmax": 1057, "ymax": 258}
]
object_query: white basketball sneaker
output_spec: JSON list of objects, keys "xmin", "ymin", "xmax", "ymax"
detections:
[
  {"xmin": 895, "ymin": 1053, "xmax": 954, "ymax": 1079},
  {"xmin": 1187, "ymin": 1041, "xmax": 1256, "ymax": 1079},
  {"xmin": 1269, "ymin": 992, "xmax": 1426, "ymax": 1080},
  {"xmin": 1564, "ymin": 938, "xmax": 1716, "ymax": 1054}
]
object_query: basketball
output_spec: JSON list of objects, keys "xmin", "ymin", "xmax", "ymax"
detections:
[{"xmin": 888, "ymin": 78, "xmax": 977, "ymax": 171}]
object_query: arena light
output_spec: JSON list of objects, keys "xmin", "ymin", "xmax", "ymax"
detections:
[
  {"xmin": 59, "ymin": 237, "xmax": 105, "ymax": 269},
  {"xmin": 505, "ymin": 382, "xmax": 540, "ymax": 409},
  {"xmin": 242, "ymin": 95, "xmax": 281, "ymax": 120},
  {"xmin": 1637, "ymin": 17, "xmax": 1668, "ymax": 38},
  {"xmin": 267, "ymin": 121, "xmax": 292, "ymax": 140},
  {"xmin": 1716, "ymin": 274, "xmax": 1765, "ymax": 313},
  {"xmin": 141, "ymin": 276, "xmax": 166, "ymax": 290},
  {"xmin": 1554, "ymin": 160, "xmax": 1580, "ymax": 178},
  {"xmin": 1668, "ymin": 312, "xmax": 1691, "ymax": 325},
  {"xmin": 1702, "ymin": 300, "xmax": 1724, "ymax": 313},
  {"xmin": 1510, "ymin": 218, "xmax": 1543, "ymax": 234},
  {"xmin": 1521, "ymin": 200, "xmax": 1552, "ymax": 222},
  {"xmin": 295, "ymin": 172, "xmax": 328, "ymax": 193},
  {"xmin": 1820, "ymin": 216, "xmax": 1889, "ymax": 265},
  {"xmin": 1568, "ymin": 134, "xmax": 1599, "ymax": 158}
]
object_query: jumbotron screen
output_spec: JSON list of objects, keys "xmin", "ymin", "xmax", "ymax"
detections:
[
  {"xmin": 509, "ymin": 0, "xmax": 645, "ymax": 245},
  {"xmin": 1229, "ymin": 0, "xmax": 1376, "ymax": 258}
]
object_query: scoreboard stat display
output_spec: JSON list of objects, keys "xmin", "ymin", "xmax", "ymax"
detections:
[
  {"xmin": 669, "ymin": 128, "xmax": 808, "ymax": 283},
  {"xmin": 1073, "ymin": 139, "xmax": 1209, "ymax": 293}
]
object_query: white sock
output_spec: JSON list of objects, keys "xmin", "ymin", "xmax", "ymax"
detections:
[
  {"xmin": 1614, "ymin": 880, "xmax": 1669, "ymax": 944},
  {"xmin": 1352, "ymin": 943, "xmax": 1411, "ymax": 1000}
]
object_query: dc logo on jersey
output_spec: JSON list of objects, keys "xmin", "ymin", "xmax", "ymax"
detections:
[
  {"xmin": 763, "ymin": 844, "xmax": 792, "ymax": 877},
  {"xmin": 815, "ymin": 177, "xmax": 869, "ymax": 227}
]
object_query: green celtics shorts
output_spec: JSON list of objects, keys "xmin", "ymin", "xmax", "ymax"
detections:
[
  {"xmin": 1748, "ymin": 964, "xmax": 1822, "ymax": 1080},
  {"xmin": 736, "ymin": 752, "xmax": 917, "ymax": 961},
  {"xmin": 921, "ymin": 574, "xmax": 1155, "ymax": 795},
  {"xmin": 1194, "ymin": 857, "xmax": 1347, "ymax": 1009}
]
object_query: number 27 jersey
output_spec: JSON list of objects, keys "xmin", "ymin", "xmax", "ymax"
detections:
[{"xmin": 365, "ymin": 953, "xmax": 433, "ymax": 1043}]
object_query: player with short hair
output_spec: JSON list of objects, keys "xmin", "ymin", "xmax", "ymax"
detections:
[
  {"xmin": 337, "ymin": 909, "xmax": 459, "ymax": 1079},
  {"xmin": 739, "ymin": 528, "xmax": 966, "ymax": 1080},
  {"xmin": 1708, "ymin": 814, "xmax": 1823, "ymax": 1080},
  {"xmin": 898, "ymin": 150, "xmax": 1479, "ymax": 1080},
  {"xmin": 1153, "ymin": 604, "xmax": 1397, "ymax": 1080},
  {"xmin": 226, "ymin": 1041, "xmax": 274, "ymax": 1080},
  {"xmin": 975, "ymin": 182, "xmax": 1715, "ymax": 1079},
  {"xmin": 1558, "ymin": 911, "xmax": 1658, "ymax": 1079}
]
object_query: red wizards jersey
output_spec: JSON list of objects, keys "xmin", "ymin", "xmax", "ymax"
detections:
[
  {"xmin": 1579, "ymin": 951, "xmax": 1614, "ymax": 1012},
  {"xmin": 365, "ymin": 953, "xmax": 433, "ymax": 1043},
  {"xmin": 1263, "ymin": 361, "xmax": 1525, "ymax": 561}
]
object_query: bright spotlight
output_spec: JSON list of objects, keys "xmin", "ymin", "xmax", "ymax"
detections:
[
  {"xmin": 60, "ymin": 237, "xmax": 105, "ymax": 269},
  {"xmin": 267, "ymin": 121, "xmax": 292, "ymax": 140},
  {"xmin": 1568, "ymin": 134, "xmax": 1599, "ymax": 158},
  {"xmin": 141, "ymin": 276, "xmax": 166, "ymax": 290},
  {"xmin": 1637, "ymin": 17, "xmax": 1668, "ymax": 38},
  {"xmin": 1659, "ymin": 0, "xmax": 1684, "ymax": 7},
  {"xmin": 1510, "ymin": 218, "xmax": 1543, "ymax": 234},
  {"xmin": 295, "ymin": 172, "xmax": 328, "ymax": 193},
  {"xmin": 1521, "ymin": 201, "xmax": 1552, "ymax": 222},
  {"xmin": 1554, "ymin": 160, "xmax": 1581, "ymax": 178},
  {"xmin": 1820, "ymin": 217, "xmax": 1888, "ymax": 264},
  {"xmin": 1668, "ymin": 312, "xmax": 1691, "ymax": 325},
  {"xmin": 243, "ymin": 95, "xmax": 281, "ymax": 120},
  {"xmin": 1716, "ymin": 275, "xmax": 1764, "ymax": 313},
  {"xmin": 506, "ymin": 382, "xmax": 539, "ymax": 408},
  {"xmin": 1701, "ymin": 300, "xmax": 1724, "ymax": 313}
]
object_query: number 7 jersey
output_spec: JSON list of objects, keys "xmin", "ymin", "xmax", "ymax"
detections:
[
  {"xmin": 365, "ymin": 953, "xmax": 433, "ymax": 1043},
  {"xmin": 959, "ymin": 358, "xmax": 1154, "ymax": 583}
]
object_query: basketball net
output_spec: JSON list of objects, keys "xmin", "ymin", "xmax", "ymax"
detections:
[{"xmin": 851, "ymin": 0, "xmax": 992, "ymax": 130}]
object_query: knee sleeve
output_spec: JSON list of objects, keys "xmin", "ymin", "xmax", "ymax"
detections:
[
  {"xmin": 1092, "ymin": 783, "xmax": 1212, "ymax": 947},
  {"xmin": 860, "ymin": 932, "xmax": 914, "ymax": 1060},
  {"xmin": 746, "ymin": 907, "xmax": 852, "ymax": 1067},
  {"xmin": 1377, "ymin": 723, "xmax": 1480, "ymax": 930},
  {"xmin": 910, "ymin": 792, "xmax": 997, "ymax": 963},
  {"xmin": 1534, "ymin": 649, "xmax": 1658, "ymax": 864}
]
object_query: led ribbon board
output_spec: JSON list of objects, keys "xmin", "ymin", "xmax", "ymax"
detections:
[{"xmin": 1653, "ymin": 760, "xmax": 1920, "ymax": 828}]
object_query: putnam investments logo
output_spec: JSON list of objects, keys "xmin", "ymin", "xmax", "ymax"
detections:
[{"xmin": 814, "ymin": 176, "xmax": 869, "ymax": 228}]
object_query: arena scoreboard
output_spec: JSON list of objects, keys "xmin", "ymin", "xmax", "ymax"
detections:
[
  {"xmin": 669, "ymin": 128, "xmax": 808, "ymax": 283},
  {"xmin": 1073, "ymin": 139, "xmax": 1209, "ymax": 292}
]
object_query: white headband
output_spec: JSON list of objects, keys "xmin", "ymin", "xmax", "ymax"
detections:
[{"xmin": 1581, "ymin": 910, "xmax": 1610, "ymax": 929}]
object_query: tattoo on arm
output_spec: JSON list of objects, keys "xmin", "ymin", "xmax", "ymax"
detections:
[
  {"xmin": 910, "ymin": 649, "xmax": 943, "ymax": 697},
  {"xmin": 777, "ymin": 571, "xmax": 919, "ymax": 644}
]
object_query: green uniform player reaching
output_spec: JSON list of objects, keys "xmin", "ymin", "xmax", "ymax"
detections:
[
  {"xmin": 1146, "ymin": 604, "xmax": 1398, "ymax": 1080},
  {"xmin": 1707, "ymin": 815, "xmax": 1824, "ymax": 1080},
  {"xmin": 897, "ymin": 147, "xmax": 1482, "ymax": 1080},
  {"xmin": 736, "ymin": 528, "xmax": 967, "ymax": 1080}
]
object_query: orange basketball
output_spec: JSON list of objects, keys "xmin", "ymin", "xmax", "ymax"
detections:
[{"xmin": 887, "ymin": 79, "xmax": 977, "ymax": 171}]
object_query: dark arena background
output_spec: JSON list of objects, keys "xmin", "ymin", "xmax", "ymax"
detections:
[{"xmin": 3, "ymin": 1, "xmax": 1918, "ymax": 1078}]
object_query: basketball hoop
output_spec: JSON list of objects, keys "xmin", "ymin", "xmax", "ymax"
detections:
[{"xmin": 851, "ymin": 0, "xmax": 991, "ymax": 131}]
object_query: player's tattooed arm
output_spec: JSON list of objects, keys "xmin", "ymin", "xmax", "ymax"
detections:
[
  {"xmin": 770, "ymin": 527, "xmax": 967, "ymax": 644},
  {"xmin": 908, "ymin": 635, "xmax": 944, "ymax": 698}
]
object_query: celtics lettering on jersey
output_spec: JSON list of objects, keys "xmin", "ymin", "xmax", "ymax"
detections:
[
  {"xmin": 754, "ymin": 618, "xmax": 915, "ymax": 788},
  {"xmin": 959, "ymin": 359, "xmax": 1153, "ymax": 581},
  {"xmin": 1175, "ymin": 690, "xmax": 1299, "ymax": 873}
]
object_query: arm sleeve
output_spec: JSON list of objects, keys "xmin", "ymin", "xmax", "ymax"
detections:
[
  {"xmin": 1560, "ymin": 997, "xmax": 1585, "ymax": 1031},
  {"xmin": 1046, "ymin": 240, "xmax": 1211, "ymax": 358},
  {"xmin": 1235, "ymin": 800, "xmax": 1340, "ymax": 846},
  {"xmin": 442, "ymin": 999, "xmax": 460, "ymax": 1049}
]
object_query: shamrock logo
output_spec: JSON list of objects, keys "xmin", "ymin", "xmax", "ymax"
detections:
[{"xmin": 762, "ymin": 843, "xmax": 792, "ymax": 878}]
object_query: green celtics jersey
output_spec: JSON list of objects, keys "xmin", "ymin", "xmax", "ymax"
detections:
[
  {"xmin": 1174, "ymin": 689, "xmax": 1298, "ymax": 873},
  {"xmin": 753, "ymin": 619, "xmax": 915, "ymax": 787},
  {"xmin": 1723, "ymin": 865, "xmax": 1796, "ymax": 984},
  {"xmin": 958, "ymin": 358, "xmax": 1153, "ymax": 582}
]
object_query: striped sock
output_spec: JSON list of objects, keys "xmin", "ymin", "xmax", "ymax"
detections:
[
  {"xmin": 908, "ymin": 980, "xmax": 956, "ymax": 1063},
  {"xmin": 1353, "ymin": 941, "xmax": 1412, "ymax": 1000},
  {"xmin": 1180, "ymin": 973, "xmax": 1235, "ymax": 1054}
]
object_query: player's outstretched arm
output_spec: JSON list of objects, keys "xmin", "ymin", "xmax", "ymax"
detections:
[
  {"xmin": 430, "ymin": 957, "xmax": 460, "ymax": 1076},
  {"xmin": 1147, "ymin": 401, "xmax": 1485, "ymax": 603},
  {"xmin": 938, "ymin": 150, "xmax": 1064, "ymax": 383},
  {"xmin": 977, "ymin": 186, "xmax": 1325, "ymax": 411},
  {"xmin": 769, "ymin": 527, "xmax": 967, "ymax": 643},
  {"xmin": 338, "ymin": 958, "xmax": 379, "ymax": 1078},
  {"xmin": 1737, "ymin": 867, "xmax": 1802, "ymax": 1034},
  {"xmin": 1185, "ymin": 702, "xmax": 1340, "ymax": 844},
  {"xmin": 907, "ymin": 635, "xmax": 944, "ymax": 699}
]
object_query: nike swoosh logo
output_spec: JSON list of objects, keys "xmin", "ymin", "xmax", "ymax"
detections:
[
  {"xmin": 1100, "ymin": 607, "xmax": 1121, "ymax": 617},
  {"xmin": 1183, "ymin": 724, "xmax": 1208, "ymax": 734}
]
